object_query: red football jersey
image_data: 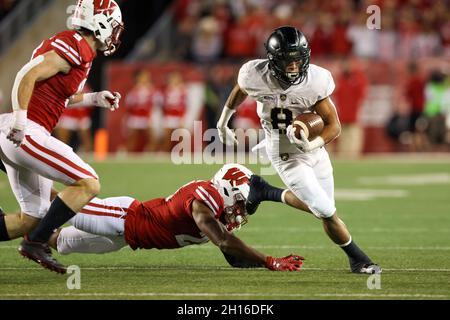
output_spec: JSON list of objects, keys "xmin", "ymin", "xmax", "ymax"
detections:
[
  {"xmin": 61, "ymin": 85, "xmax": 92, "ymax": 119},
  {"xmin": 124, "ymin": 180, "xmax": 224, "ymax": 250},
  {"xmin": 61, "ymin": 107, "xmax": 92, "ymax": 119},
  {"xmin": 27, "ymin": 30, "xmax": 96, "ymax": 132}
]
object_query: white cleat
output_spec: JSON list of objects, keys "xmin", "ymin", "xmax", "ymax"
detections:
[{"xmin": 356, "ymin": 263, "xmax": 382, "ymax": 274}]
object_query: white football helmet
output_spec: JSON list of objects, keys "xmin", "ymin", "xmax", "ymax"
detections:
[
  {"xmin": 69, "ymin": 0, "xmax": 124, "ymax": 56},
  {"xmin": 212, "ymin": 164, "xmax": 253, "ymax": 231}
]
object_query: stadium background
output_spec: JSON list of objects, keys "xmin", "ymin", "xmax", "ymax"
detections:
[{"xmin": 0, "ymin": 0, "xmax": 450, "ymax": 300}]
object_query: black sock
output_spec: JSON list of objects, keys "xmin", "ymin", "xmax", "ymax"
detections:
[
  {"xmin": 341, "ymin": 240, "xmax": 372, "ymax": 267},
  {"xmin": 263, "ymin": 186, "xmax": 285, "ymax": 203},
  {"xmin": 28, "ymin": 197, "xmax": 76, "ymax": 243},
  {"xmin": 0, "ymin": 212, "xmax": 10, "ymax": 241}
]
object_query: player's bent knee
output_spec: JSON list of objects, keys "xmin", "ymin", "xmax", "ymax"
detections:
[
  {"xmin": 321, "ymin": 211, "xmax": 337, "ymax": 221},
  {"xmin": 309, "ymin": 203, "xmax": 336, "ymax": 219},
  {"xmin": 77, "ymin": 178, "xmax": 101, "ymax": 198}
]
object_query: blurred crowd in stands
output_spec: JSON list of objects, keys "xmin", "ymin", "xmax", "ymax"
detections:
[
  {"xmin": 1, "ymin": 0, "xmax": 449, "ymax": 155},
  {"xmin": 166, "ymin": 0, "xmax": 450, "ymax": 156},
  {"xmin": 174, "ymin": 0, "xmax": 449, "ymax": 63}
]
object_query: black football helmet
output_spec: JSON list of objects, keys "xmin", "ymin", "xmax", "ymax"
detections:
[{"xmin": 265, "ymin": 26, "xmax": 311, "ymax": 85}]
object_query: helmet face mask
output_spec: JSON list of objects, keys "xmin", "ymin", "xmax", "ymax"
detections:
[
  {"xmin": 222, "ymin": 193, "xmax": 248, "ymax": 232},
  {"xmin": 265, "ymin": 26, "xmax": 311, "ymax": 85},
  {"xmin": 212, "ymin": 164, "xmax": 253, "ymax": 231},
  {"xmin": 70, "ymin": 0, "xmax": 124, "ymax": 56},
  {"xmin": 95, "ymin": 16, "xmax": 124, "ymax": 56}
]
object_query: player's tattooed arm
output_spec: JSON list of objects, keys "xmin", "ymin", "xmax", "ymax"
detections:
[
  {"xmin": 191, "ymin": 200, "xmax": 266, "ymax": 267},
  {"xmin": 313, "ymin": 97, "xmax": 341, "ymax": 144}
]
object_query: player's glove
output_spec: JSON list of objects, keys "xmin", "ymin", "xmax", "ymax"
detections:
[
  {"xmin": 6, "ymin": 128, "xmax": 25, "ymax": 147},
  {"xmin": 217, "ymin": 126, "xmax": 238, "ymax": 146},
  {"xmin": 89, "ymin": 91, "xmax": 121, "ymax": 111},
  {"xmin": 217, "ymin": 106, "xmax": 238, "ymax": 146},
  {"xmin": 265, "ymin": 254, "xmax": 305, "ymax": 271},
  {"xmin": 7, "ymin": 110, "xmax": 27, "ymax": 147},
  {"xmin": 286, "ymin": 125, "xmax": 324, "ymax": 153}
]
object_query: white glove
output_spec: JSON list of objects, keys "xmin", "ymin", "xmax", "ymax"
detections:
[
  {"xmin": 87, "ymin": 91, "xmax": 121, "ymax": 111},
  {"xmin": 7, "ymin": 128, "xmax": 25, "ymax": 147},
  {"xmin": 217, "ymin": 126, "xmax": 238, "ymax": 146},
  {"xmin": 216, "ymin": 106, "xmax": 238, "ymax": 146},
  {"xmin": 286, "ymin": 125, "xmax": 324, "ymax": 153},
  {"xmin": 7, "ymin": 110, "xmax": 27, "ymax": 147}
]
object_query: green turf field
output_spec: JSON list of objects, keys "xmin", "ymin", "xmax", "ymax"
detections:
[{"xmin": 1, "ymin": 157, "xmax": 449, "ymax": 300}]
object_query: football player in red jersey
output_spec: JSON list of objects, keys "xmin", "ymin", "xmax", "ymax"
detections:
[
  {"xmin": 45, "ymin": 164, "xmax": 304, "ymax": 272},
  {"xmin": 0, "ymin": 0, "xmax": 124, "ymax": 273}
]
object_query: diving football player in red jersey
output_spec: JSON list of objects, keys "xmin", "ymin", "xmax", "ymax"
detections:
[
  {"xmin": 0, "ymin": 0, "xmax": 124, "ymax": 273},
  {"xmin": 47, "ymin": 164, "xmax": 305, "ymax": 271}
]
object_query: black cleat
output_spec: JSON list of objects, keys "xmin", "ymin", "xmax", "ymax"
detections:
[
  {"xmin": 351, "ymin": 261, "xmax": 382, "ymax": 274},
  {"xmin": 246, "ymin": 175, "xmax": 271, "ymax": 215},
  {"xmin": 18, "ymin": 236, "xmax": 67, "ymax": 274}
]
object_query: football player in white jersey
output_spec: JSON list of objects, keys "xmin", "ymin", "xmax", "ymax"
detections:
[{"xmin": 216, "ymin": 26, "xmax": 381, "ymax": 274}]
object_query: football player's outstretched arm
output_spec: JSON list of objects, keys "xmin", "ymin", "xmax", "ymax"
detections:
[
  {"xmin": 68, "ymin": 91, "xmax": 121, "ymax": 111},
  {"xmin": 192, "ymin": 200, "xmax": 304, "ymax": 271},
  {"xmin": 216, "ymin": 84, "xmax": 248, "ymax": 146},
  {"xmin": 313, "ymin": 97, "xmax": 341, "ymax": 144},
  {"xmin": 192, "ymin": 200, "xmax": 266, "ymax": 266},
  {"xmin": 7, "ymin": 51, "xmax": 70, "ymax": 146}
]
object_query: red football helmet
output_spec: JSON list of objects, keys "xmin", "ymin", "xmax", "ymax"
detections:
[
  {"xmin": 212, "ymin": 164, "xmax": 253, "ymax": 231},
  {"xmin": 70, "ymin": 0, "xmax": 124, "ymax": 56}
]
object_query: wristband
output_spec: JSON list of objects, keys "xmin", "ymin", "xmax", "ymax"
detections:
[
  {"xmin": 309, "ymin": 136, "xmax": 325, "ymax": 150},
  {"xmin": 12, "ymin": 110, "xmax": 27, "ymax": 130}
]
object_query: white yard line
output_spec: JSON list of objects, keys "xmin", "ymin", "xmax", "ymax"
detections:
[{"xmin": 358, "ymin": 173, "xmax": 450, "ymax": 186}]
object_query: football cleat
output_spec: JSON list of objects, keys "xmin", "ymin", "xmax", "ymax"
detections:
[
  {"xmin": 246, "ymin": 175, "xmax": 271, "ymax": 215},
  {"xmin": 18, "ymin": 236, "xmax": 67, "ymax": 274},
  {"xmin": 352, "ymin": 262, "xmax": 382, "ymax": 274}
]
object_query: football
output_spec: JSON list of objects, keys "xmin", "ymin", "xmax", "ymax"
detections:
[{"xmin": 292, "ymin": 113, "xmax": 324, "ymax": 141}]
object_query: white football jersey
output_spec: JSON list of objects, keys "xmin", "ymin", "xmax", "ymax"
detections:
[{"xmin": 238, "ymin": 59, "xmax": 335, "ymax": 153}]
